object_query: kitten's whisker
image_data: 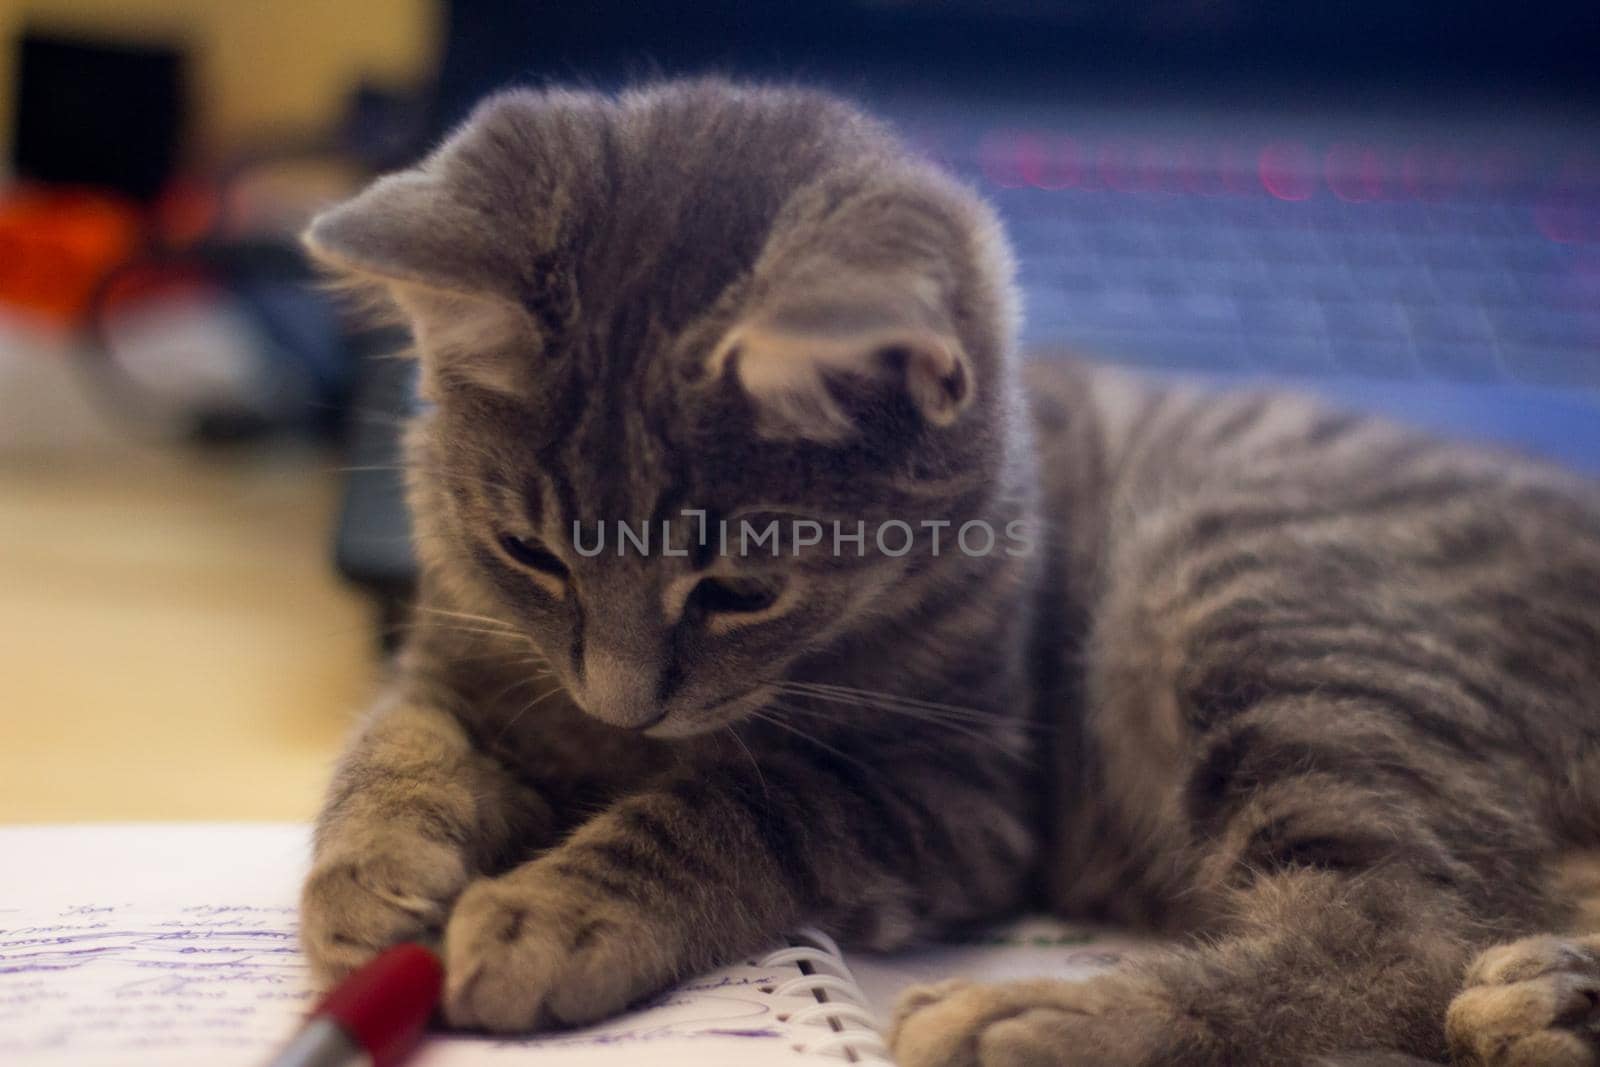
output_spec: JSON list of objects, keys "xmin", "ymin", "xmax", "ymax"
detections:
[
  {"xmin": 457, "ymin": 650, "xmax": 553, "ymax": 673},
  {"xmin": 493, "ymin": 683, "xmax": 569, "ymax": 745},
  {"xmin": 414, "ymin": 606, "xmax": 522, "ymax": 631},
  {"xmin": 341, "ymin": 407, "xmax": 417, "ymax": 429},
  {"xmin": 780, "ymin": 680, "xmax": 989, "ymax": 717},
  {"xmin": 770, "ymin": 678, "xmax": 1039, "ymax": 744},
  {"xmin": 754, "ymin": 705, "xmax": 882, "ymax": 781},
  {"xmin": 781, "ymin": 684, "xmax": 1051, "ymax": 737},
  {"xmin": 724, "ymin": 726, "xmax": 769, "ymax": 803},
  {"xmin": 338, "ymin": 461, "xmax": 521, "ymax": 495},
  {"xmin": 777, "ymin": 693, "xmax": 993, "ymax": 728},
  {"xmin": 772, "ymin": 681, "xmax": 1022, "ymax": 727},
  {"xmin": 422, "ymin": 624, "xmax": 537, "ymax": 642},
  {"xmin": 485, "ymin": 670, "xmax": 557, "ymax": 706},
  {"xmin": 768, "ymin": 696, "xmax": 1027, "ymax": 758}
]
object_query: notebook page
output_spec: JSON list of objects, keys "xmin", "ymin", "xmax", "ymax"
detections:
[{"xmin": 0, "ymin": 825, "xmax": 871, "ymax": 1066}]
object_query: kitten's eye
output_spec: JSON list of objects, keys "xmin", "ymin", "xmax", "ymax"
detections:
[
  {"xmin": 497, "ymin": 534, "xmax": 569, "ymax": 579},
  {"xmin": 689, "ymin": 576, "xmax": 780, "ymax": 616}
]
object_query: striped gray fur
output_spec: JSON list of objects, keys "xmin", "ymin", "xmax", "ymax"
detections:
[{"xmin": 300, "ymin": 79, "xmax": 1600, "ymax": 1066}]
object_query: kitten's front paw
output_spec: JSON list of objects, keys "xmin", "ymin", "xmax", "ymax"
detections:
[
  {"xmin": 1447, "ymin": 935, "xmax": 1600, "ymax": 1067},
  {"xmin": 889, "ymin": 974, "xmax": 1172, "ymax": 1067},
  {"xmin": 299, "ymin": 832, "xmax": 469, "ymax": 984},
  {"xmin": 442, "ymin": 869, "xmax": 665, "ymax": 1033}
]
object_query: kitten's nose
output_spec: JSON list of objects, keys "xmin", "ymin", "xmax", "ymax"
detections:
[{"xmin": 576, "ymin": 648, "xmax": 664, "ymax": 730}]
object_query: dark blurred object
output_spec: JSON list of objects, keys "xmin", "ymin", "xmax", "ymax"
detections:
[
  {"xmin": 82, "ymin": 239, "xmax": 352, "ymax": 443},
  {"xmin": 13, "ymin": 31, "xmax": 187, "ymax": 201},
  {"xmin": 67, "ymin": 192, "xmax": 358, "ymax": 444},
  {"xmin": 0, "ymin": 30, "xmax": 426, "ymax": 444},
  {"xmin": 70, "ymin": 81, "xmax": 430, "ymax": 444},
  {"xmin": 0, "ymin": 31, "xmax": 185, "ymax": 327},
  {"xmin": 334, "ymin": 0, "xmax": 1600, "ymax": 621},
  {"xmin": 337, "ymin": 348, "xmax": 422, "ymax": 643}
]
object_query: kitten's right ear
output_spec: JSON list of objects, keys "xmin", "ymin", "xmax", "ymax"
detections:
[
  {"xmin": 706, "ymin": 276, "xmax": 974, "ymax": 442},
  {"xmin": 303, "ymin": 173, "xmax": 531, "ymax": 395}
]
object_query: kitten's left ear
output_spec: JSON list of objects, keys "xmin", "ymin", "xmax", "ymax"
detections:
[
  {"xmin": 303, "ymin": 172, "xmax": 531, "ymax": 395},
  {"xmin": 707, "ymin": 277, "xmax": 973, "ymax": 441},
  {"xmin": 303, "ymin": 172, "xmax": 509, "ymax": 294}
]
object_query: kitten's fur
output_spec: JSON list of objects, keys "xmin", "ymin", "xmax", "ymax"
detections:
[{"xmin": 302, "ymin": 80, "xmax": 1600, "ymax": 1066}]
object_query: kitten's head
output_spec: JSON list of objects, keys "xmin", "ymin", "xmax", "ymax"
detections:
[{"xmin": 306, "ymin": 80, "xmax": 1025, "ymax": 737}]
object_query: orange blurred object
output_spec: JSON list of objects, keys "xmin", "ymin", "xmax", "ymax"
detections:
[{"xmin": 0, "ymin": 187, "xmax": 145, "ymax": 328}]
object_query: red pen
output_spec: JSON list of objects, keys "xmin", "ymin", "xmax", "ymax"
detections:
[{"xmin": 268, "ymin": 943, "xmax": 444, "ymax": 1067}]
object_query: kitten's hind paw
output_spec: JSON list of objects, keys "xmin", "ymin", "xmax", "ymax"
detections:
[
  {"xmin": 888, "ymin": 974, "xmax": 1172, "ymax": 1067},
  {"xmin": 1447, "ymin": 935, "xmax": 1600, "ymax": 1067}
]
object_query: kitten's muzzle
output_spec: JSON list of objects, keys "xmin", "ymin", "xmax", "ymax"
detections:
[
  {"xmin": 574, "ymin": 647, "xmax": 666, "ymax": 731},
  {"xmin": 626, "ymin": 707, "xmax": 669, "ymax": 732}
]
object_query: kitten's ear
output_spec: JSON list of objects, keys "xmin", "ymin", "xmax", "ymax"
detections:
[
  {"xmin": 303, "ymin": 173, "xmax": 530, "ymax": 395},
  {"xmin": 303, "ymin": 172, "xmax": 509, "ymax": 292},
  {"xmin": 707, "ymin": 278, "xmax": 973, "ymax": 441}
]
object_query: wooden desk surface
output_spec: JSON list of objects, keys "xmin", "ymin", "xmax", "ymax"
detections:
[{"xmin": 0, "ymin": 446, "xmax": 375, "ymax": 822}]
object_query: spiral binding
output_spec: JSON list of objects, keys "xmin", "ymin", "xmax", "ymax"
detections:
[{"xmin": 756, "ymin": 927, "xmax": 891, "ymax": 1062}]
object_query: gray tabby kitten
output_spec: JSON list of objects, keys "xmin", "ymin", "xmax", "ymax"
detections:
[{"xmin": 301, "ymin": 79, "xmax": 1600, "ymax": 1066}]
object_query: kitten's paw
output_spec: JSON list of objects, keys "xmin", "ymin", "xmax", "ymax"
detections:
[
  {"xmin": 299, "ymin": 832, "xmax": 468, "ymax": 985},
  {"xmin": 441, "ymin": 870, "xmax": 662, "ymax": 1033},
  {"xmin": 889, "ymin": 974, "xmax": 1171, "ymax": 1067},
  {"xmin": 1447, "ymin": 935, "xmax": 1600, "ymax": 1067}
]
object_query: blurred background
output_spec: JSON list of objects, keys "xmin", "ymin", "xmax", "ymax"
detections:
[{"xmin": 1, "ymin": 1, "xmax": 1595, "ymax": 822}]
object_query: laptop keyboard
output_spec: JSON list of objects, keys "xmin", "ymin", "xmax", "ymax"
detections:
[{"xmin": 927, "ymin": 132, "xmax": 1600, "ymax": 387}]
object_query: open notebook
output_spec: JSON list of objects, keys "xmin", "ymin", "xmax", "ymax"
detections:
[{"xmin": 0, "ymin": 825, "xmax": 1145, "ymax": 1065}]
